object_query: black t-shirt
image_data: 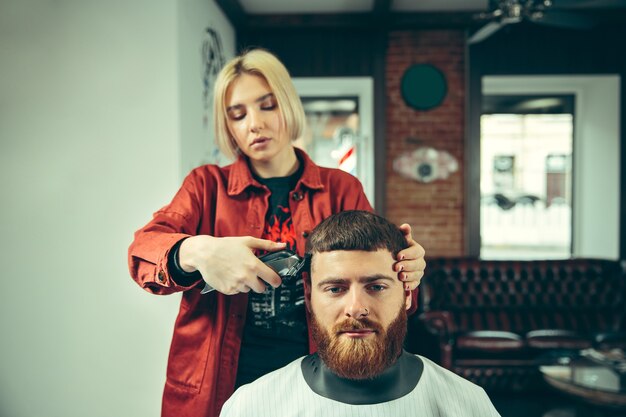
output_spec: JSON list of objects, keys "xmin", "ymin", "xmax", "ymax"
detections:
[{"xmin": 235, "ymin": 165, "xmax": 308, "ymax": 387}]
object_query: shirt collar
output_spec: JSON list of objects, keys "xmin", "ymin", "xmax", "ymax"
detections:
[{"xmin": 227, "ymin": 147, "xmax": 324, "ymax": 196}]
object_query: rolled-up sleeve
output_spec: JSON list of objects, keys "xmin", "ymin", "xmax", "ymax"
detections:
[{"xmin": 128, "ymin": 169, "xmax": 211, "ymax": 295}]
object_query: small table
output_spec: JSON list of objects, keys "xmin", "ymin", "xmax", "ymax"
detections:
[{"xmin": 540, "ymin": 348, "xmax": 626, "ymax": 410}]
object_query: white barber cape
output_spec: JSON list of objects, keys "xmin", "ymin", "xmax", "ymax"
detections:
[{"xmin": 220, "ymin": 355, "xmax": 501, "ymax": 417}]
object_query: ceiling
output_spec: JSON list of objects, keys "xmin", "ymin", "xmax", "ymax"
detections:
[
  {"xmin": 236, "ymin": 0, "xmax": 489, "ymax": 14},
  {"xmin": 216, "ymin": 0, "xmax": 626, "ymax": 31},
  {"xmin": 217, "ymin": 0, "xmax": 490, "ymax": 29}
]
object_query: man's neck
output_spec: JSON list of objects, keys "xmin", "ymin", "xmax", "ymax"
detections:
[{"xmin": 300, "ymin": 350, "xmax": 423, "ymax": 405}]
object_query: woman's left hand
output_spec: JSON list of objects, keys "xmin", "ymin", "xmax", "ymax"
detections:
[{"xmin": 395, "ymin": 223, "xmax": 426, "ymax": 290}]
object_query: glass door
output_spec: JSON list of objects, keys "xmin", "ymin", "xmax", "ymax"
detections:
[{"xmin": 292, "ymin": 78, "xmax": 374, "ymax": 204}]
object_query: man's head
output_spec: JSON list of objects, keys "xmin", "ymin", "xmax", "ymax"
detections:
[{"xmin": 304, "ymin": 210, "xmax": 411, "ymax": 380}]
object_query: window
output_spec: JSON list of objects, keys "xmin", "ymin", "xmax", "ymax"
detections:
[{"xmin": 480, "ymin": 108, "xmax": 573, "ymax": 259}]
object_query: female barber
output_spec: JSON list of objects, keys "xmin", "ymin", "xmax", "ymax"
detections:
[{"xmin": 128, "ymin": 48, "xmax": 426, "ymax": 417}]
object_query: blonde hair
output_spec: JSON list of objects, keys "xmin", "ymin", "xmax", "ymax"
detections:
[{"xmin": 213, "ymin": 49, "xmax": 306, "ymax": 160}]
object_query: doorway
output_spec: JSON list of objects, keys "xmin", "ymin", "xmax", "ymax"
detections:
[{"xmin": 477, "ymin": 75, "xmax": 620, "ymax": 260}]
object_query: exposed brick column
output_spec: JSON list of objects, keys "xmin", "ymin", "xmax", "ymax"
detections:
[{"xmin": 385, "ymin": 30, "xmax": 466, "ymax": 256}]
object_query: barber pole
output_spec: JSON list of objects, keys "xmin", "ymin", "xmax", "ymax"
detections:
[{"xmin": 337, "ymin": 144, "xmax": 357, "ymax": 175}]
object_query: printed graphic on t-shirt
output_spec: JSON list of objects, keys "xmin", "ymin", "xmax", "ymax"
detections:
[
  {"xmin": 263, "ymin": 206, "xmax": 297, "ymax": 250},
  {"xmin": 248, "ymin": 205, "xmax": 305, "ymax": 332}
]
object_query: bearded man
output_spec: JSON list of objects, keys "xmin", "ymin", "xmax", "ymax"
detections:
[{"xmin": 220, "ymin": 210, "xmax": 500, "ymax": 417}]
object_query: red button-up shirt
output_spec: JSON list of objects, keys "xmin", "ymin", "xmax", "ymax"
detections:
[{"xmin": 128, "ymin": 149, "xmax": 373, "ymax": 417}]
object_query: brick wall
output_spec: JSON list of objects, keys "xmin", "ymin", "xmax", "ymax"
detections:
[{"xmin": 385, "ymin": 30, "xmax": 466, "ymax": 256}]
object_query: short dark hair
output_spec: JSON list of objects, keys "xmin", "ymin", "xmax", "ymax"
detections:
[{"xmin": 305, "ymin": 210, "xmax": 408, "ymax": 258}]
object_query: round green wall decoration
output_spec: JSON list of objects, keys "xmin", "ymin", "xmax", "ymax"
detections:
[{"xmin": 400, "ymin": 64, "xmax": 447, "ymax": 111}]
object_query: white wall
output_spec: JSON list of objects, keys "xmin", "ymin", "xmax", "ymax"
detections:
[
  {"xmin": 483, "ymin": 75, "xmax": 621, "ymax": 260},
  {"xmin": 0, "ymin": 1, "xmax": 233, "ymax": 416},
  {"xmin": 178, "ymin": 0, "xmax": 235, "ymax": 174}
]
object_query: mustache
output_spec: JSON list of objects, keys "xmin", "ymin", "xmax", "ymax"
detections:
[{"xmin": 333, "ymin": 318, "xmax": 383, "ymax": 333}]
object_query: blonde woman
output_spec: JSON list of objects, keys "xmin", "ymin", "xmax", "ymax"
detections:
[{"xmin": 128, "ymin": 49, "xmax": 425, "ymax": 417}]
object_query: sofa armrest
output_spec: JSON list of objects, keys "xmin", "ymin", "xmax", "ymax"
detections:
[
  {"xmin": 419, "ymin": 311, "xmax": 456, "ymax": 339},
  {"xmin": 419, "ymin": 310, "xmax": 456, "ymax": 368}
]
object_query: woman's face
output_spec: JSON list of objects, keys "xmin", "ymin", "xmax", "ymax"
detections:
[{"xmin": 225, "ymin": 73, "xmax": 292, "ymax": 165}]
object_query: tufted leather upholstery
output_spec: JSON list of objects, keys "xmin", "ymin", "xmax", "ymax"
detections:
[{"xmin": 413, "ymin": 258, "xmax": 626, "ymax": 392}]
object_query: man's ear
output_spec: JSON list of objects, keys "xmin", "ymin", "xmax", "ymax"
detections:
[{"xmin": 303, "ymin": 272, "xmax": 312, "ymax": 313}]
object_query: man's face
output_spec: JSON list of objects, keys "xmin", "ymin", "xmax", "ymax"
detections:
[{"xmin": 306, "ymin": 249, "xmax": 411, "ymax": 380}]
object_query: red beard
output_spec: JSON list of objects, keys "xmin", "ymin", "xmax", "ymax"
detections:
[{"xmin": 310, "ymin": 305, "xmax": 407, "ymax": 380}]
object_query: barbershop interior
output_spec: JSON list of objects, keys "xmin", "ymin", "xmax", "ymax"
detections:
[{"xmin": 2, "ymin": 0, "xmax": 626, "ymax": 416}]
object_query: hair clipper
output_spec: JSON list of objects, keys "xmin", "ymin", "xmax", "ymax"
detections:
[{"xmin": 201, "ymin": 250, "xmax": 306, "ymax": 294}]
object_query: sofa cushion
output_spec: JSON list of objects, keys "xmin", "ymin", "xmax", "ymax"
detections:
[
  {"xmin": 457, "ymin": 330, "xmax": 525, "ymax": 353},
  {"xmin": 525, "ymin": 329, "xmax": 591, "ymax": 350}
]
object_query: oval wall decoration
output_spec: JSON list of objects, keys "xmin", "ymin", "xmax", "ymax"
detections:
[{"xmin": 400, "ymin": 64, "xmax": 447, "ymax": 111}]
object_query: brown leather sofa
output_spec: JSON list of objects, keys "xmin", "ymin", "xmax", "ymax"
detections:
[{"xmin": 407, "ymin": 258, "xmax": 626, "ymax": 392}]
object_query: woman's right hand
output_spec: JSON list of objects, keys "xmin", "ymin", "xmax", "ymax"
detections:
[{"xmin": 179, "ymin": 235, "xmax": 286, "ymax": 295}]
